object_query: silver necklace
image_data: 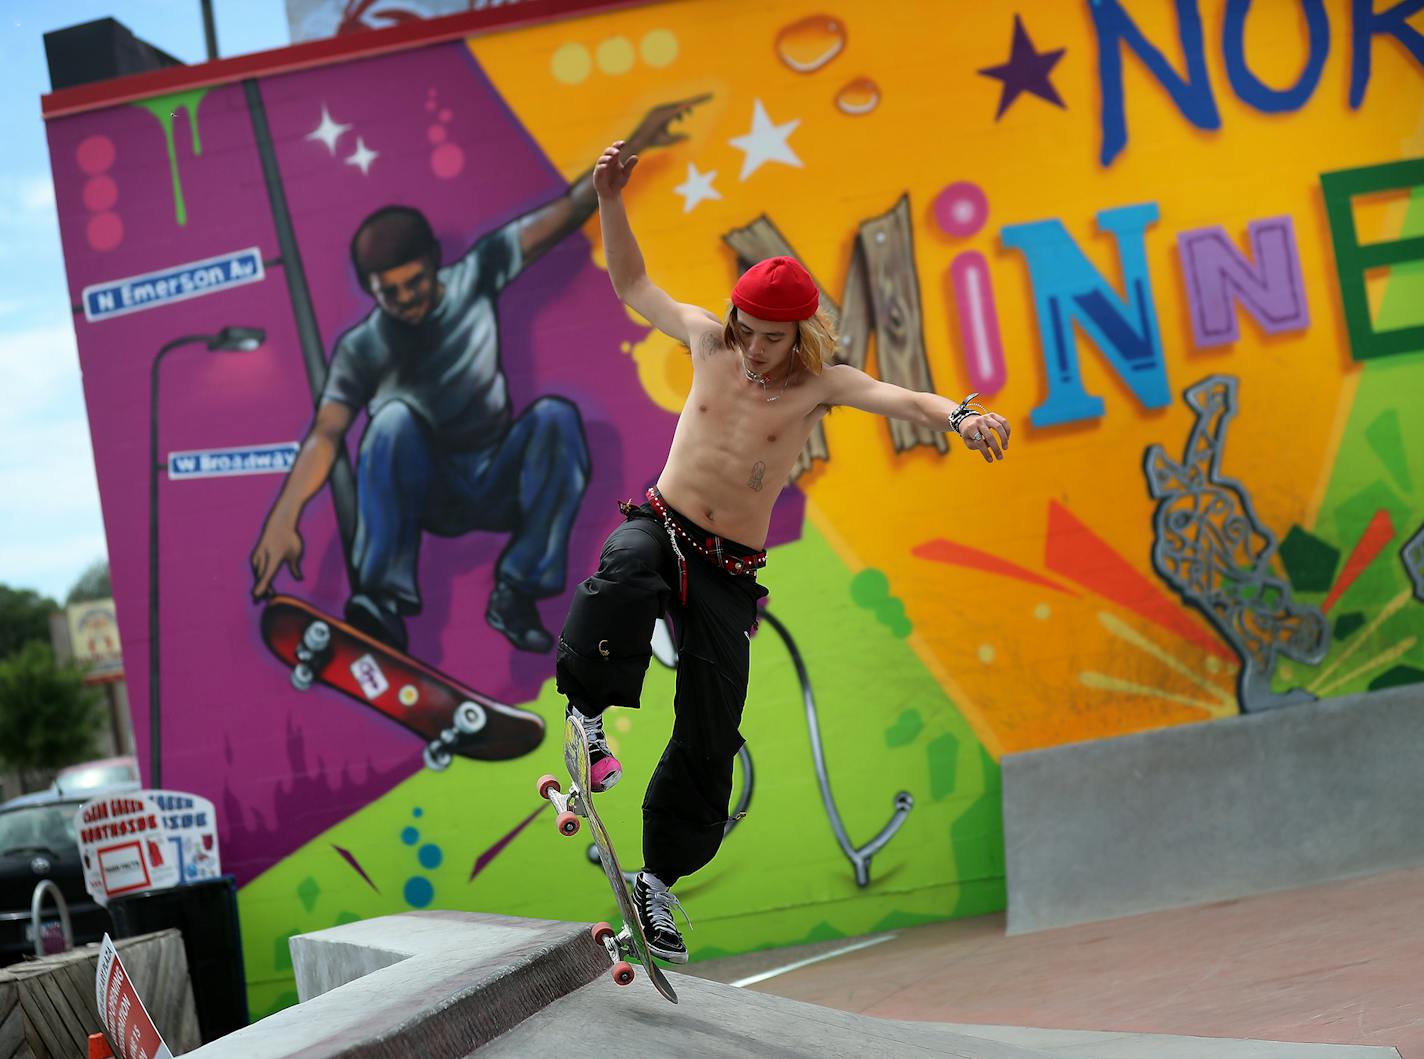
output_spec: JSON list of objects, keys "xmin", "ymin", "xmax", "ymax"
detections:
[{"xmin": 743, "ymin": 358, "xmax": 793, "ymax": 403}]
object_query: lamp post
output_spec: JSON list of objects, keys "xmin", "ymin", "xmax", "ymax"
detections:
[{"xmin": 149, "ymin": 326, "xmax": 265, "ymax": 787}]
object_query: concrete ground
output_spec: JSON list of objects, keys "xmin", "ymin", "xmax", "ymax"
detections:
[{"xmin": 687, "ymin": 865, "xmax": 1424, "ymax": 1058}]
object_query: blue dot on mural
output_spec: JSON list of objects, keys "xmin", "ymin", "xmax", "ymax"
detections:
[
  {"xmin": 418, "ymin": 843, "xmax": 443, "ymax": 870},
  {"xmin": 404, "ymin": 876, "xmax": 434, "ymax": 908},
  {"xmin": 401, "ymin": 827, "xmax": 419, "ymax": 846},
  {"xmin": 412, "ymin": 807, "xmax": 423, "ymax": 817}
]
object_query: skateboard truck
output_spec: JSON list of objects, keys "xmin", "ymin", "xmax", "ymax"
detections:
[
  {"xmin": 591, "ymin": 921, "xmax": 636, "ymax": 986},
  {"xmin": 537, "ymin": 774, "xmax": 640, "ymax": 989},
  {"xmin": 421, "ymin": 701, "xmax": 488, "ymax": 771},
  {"xmin": 291, "ymin": 620, "xmax": 332, "ymax": 692}
]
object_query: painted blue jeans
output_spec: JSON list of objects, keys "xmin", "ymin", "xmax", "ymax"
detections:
[{"xmin": 352, "ymin": 396, "xmax": 590, "ymax": 612}]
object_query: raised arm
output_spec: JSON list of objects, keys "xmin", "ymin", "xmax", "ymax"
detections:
[
  {"xmin": 823, "ymin": 364, "xmax": 1011, "ymax": 462},
  {"xmin": 595, "ymin": 141, "xmax": 719, "ymax": 346},
  {"xmin": 515, "ymin": 96, "xmax": 710, "ymax": 270}
]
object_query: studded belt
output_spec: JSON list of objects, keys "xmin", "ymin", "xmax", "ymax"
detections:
[{"xmin": 640, "ymin": 487, "xmax": 767, "ymax": 603}]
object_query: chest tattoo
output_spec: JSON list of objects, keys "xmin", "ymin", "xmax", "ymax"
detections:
[
  {"xmin": 700, "ymin": 331, "xmax": 722, "ymax": 357},
  {"xmin": 748, "ymin": 460, "xmax": 766, "ymax": 492}
]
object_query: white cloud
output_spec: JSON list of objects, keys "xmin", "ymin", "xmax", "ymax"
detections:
[
  {"xmin": 0, "ymin": 320, "xmax": 106, "ymax": 598},
  {"xmin": 21, "ymin": 177, "xmax": 54, "ymax": 212},
  {"xmin": 0, "ymin": 321, "xmax": 81, "ymax": 415}
]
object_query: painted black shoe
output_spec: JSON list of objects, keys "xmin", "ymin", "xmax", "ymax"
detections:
[
  {"xmin": 633, "ymin": 872, "xmax": 689, "ymax": 964},
  {"xmin": 345, "ymin": 593, "xmax": 408, "ymax": 652},
  {"xmin": 486, "ymin": 582, "xmax": 553, "ymax": 653}
]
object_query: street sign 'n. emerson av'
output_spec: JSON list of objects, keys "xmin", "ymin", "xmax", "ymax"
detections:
[{"xmin": 82, "ymin": 247, "xmax": 265, "ymax": 323}]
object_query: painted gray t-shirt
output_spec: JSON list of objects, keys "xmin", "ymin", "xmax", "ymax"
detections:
[{"xmin": 322, "ymin": 223, "xmax": 524, "ymax": 452}]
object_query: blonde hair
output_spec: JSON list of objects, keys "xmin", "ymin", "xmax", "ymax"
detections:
[{"xmin": 723, "ymin": 306, "xmax": 838, "ymax": 376}]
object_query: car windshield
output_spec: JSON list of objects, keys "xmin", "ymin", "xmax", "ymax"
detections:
[
  {"xmin": 57, "ymin": 764, "xmax": 135, "ymax": 791},
  {"xmin": 0, "ymin": 805, "xmax": 80, "ymax": 855}
]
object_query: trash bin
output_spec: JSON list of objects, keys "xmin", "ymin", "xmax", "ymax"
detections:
[{"xmin": 108, "ymin": 876, "xmax": 248, "ymax": 1042}]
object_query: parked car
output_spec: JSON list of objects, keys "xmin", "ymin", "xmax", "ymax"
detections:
[
  {"xmin": 50, "ymin": 755, "xmax": 140, "ymax": 796},
  {"xmin": 0, "ymin": 782, "xmax": 137, "ymax": 965}
]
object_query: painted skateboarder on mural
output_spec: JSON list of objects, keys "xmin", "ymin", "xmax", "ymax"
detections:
[
  {"xmin": 250, "ymin": 98, "xmax": 707, "ymax": 654},
  {"xmin": 554, "ymin": 140, "xmax": 1013, "ymax": 964}
]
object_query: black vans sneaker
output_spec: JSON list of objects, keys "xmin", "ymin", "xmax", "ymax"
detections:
[{"xmin": 633, "ymin": 871, "xmax": 689, "ymax": 964}]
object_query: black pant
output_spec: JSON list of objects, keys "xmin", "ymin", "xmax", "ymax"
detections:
[{"xmin": 555, "ymin": 500, "xmax": 766, "ymax": 886}]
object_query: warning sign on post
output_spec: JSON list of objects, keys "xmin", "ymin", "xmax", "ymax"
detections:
[{"xmin": 95, "ymin": 934, "xmax": 173, "ymax": 1059}]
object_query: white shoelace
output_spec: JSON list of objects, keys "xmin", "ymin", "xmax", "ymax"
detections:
[
  {"xmin": 572, "ymin": 708, "xmax": 610, "ymax": 754},
  {"xmin": 643, "ymin": 883, "xmax": 692, "ymax": 935}
]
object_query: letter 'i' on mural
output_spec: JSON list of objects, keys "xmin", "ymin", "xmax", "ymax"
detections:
[{"xmin": 934, "ymin": 181, "xmax": 1006, "ymax": 396}]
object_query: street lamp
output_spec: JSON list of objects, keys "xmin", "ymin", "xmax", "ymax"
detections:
[{"xmin": 149, "ymin": 327, "xmax": 265, "ymax": 787}]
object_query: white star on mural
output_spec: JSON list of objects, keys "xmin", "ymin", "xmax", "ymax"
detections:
[
  {"xmin": 345, "ymin": 137, "xmax": 379, "ymax": 176},
  {"xmin": 673, "ymin": 162, "xmax": 721, "ymax": 213},
  {"xmin": 306, "ymin": 104, "xmax": 352, "ymax": 154},
  {"xmin": 729, "ymin": 99, "xmax": 802, "ymax": 180}
]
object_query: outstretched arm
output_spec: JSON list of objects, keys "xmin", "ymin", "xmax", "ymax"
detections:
[
  {"xmin": 250, "ymin": 400, "xmax": 354, "ymax": 597},
  {"xmin": 514, "ymin": 95, "xmax": 710, "ymax": 269},
  {"xmin": 596, "ymin": 141, "xmax": 720, "ymax": 347},
  {"xmin": 823, "ymin": 364, "xmax": 1011, "ymax": 462}
]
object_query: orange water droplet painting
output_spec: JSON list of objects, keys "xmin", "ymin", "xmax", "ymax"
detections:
[
  {"xmin": 776, "ymin": 15, "xmax": 846, "ymax": 73},
  {"xmin": 835, "ymin": 77, "xmax": 880, "ymax": 115}
]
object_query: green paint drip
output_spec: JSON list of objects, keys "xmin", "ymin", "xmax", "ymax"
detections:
[{"xmin": 132, "ymin": 87, "xmax": 211, "ymax": 226}]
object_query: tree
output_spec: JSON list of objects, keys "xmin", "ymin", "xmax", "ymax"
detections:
[
  {"xmin": 65, "ymin": 560, "xmax": 111, "ymax": 605},
  {"xmin": 0, "ymin": 584, "xmax": 58, "ymax": 660},
  {"xmin": 0, "ymin": 641, "xmax": 104, "ymax": 791}
]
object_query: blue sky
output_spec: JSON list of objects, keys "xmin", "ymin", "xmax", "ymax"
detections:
[{"xmin": 0, "ymin": 1, "xmax": 290, "ymax": 602}]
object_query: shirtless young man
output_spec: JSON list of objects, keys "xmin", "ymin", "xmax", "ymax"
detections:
[{"xmin": 553, "ymin": 141, "xmax": 1012, "ymax": 964}]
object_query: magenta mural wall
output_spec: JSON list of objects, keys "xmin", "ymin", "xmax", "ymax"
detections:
[{"xmin": 49, "ymin": 34, "xmax": 698, "ymax": 881}]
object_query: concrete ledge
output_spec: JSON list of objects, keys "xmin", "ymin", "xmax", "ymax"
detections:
[
  {"xmin": 186, "ymin": 911, "xmax": 607, "ymax": 1058},
  {"xmin": 479, "ymin": 970, "xmax": 1400, "ymax": 1058},
  {"xmin": 184, "ymin": 912, "xmax": 1401, "ymax": 1058},
  {"xmin": 1003, "ymin": 684, "xmax": 1424, "ymax": 934}
]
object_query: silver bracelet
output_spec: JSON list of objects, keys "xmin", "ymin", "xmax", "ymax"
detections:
[{"xmin": 947, "ymin": 392, "xmax": 989, "ymax": 435}]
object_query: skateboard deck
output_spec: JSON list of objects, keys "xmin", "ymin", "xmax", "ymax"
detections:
[
  {"xmin": 261, "ymin": 595, "xmax": 544, "ymax": 769},
  {"xmin": 538, "ymin": 716, "xmax": 677, "ymax": 1004}
]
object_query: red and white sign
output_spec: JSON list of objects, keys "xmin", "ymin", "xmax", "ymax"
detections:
[
  {"xmin": 95, "ymin": 934, "xmax": 173, "ymax": 1059},
  {"xmin": 75, "ymin": 793, "xmax": 179, "ymax": 907}
]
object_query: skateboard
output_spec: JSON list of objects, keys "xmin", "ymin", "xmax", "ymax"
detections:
[
  {"xmin": 261, "ymin": 595, "xmax": 544, "ymax": 770},
  {"xmin": 537, "ymin": 715, "xmax": 678, "ymax": 1004}
]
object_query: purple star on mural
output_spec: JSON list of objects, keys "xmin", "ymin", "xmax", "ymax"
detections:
[{"xmin": 978, "ymin": 14, "xmax": 1067, "ymax": 120}]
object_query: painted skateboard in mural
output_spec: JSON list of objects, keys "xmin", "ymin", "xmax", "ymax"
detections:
[
  {"xmin": 261, "ymin": 594, "xmax": 544, "ymax": 770},
  {"xmin": 536, "ymin": 715, "xmax": 678, "ymax": 1004}
]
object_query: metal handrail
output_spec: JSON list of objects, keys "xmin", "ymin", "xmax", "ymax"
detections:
[{"xmin": 29, "ymin": 880, "xmax": 73, "ymax": 958}]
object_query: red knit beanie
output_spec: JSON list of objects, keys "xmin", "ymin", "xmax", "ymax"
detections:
[{"xmin": 730, "ymin": 256, "xmax": 819, "ymax": 322}]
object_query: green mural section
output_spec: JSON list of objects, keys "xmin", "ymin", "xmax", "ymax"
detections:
[
  {"xmin": 1283, "ymin": 186, "xmax": 1424, "ymax": 697},
  {"xmin": 236, "ymin": 521, "xmax": 1001, "ymax": 1017}
]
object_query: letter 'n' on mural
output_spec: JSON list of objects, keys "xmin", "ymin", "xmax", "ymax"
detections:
[
  {"xmin": 37, "ymin": 0, "xmax": 1424, "ymax": 1018},
  {"xmin": 1002, "ymin": 204, "xmax": 1169, "ymax": 427}
]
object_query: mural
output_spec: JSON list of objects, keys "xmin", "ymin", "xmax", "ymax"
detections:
[{"xmin": 43, "ymin": 0, "xmax": 1423, "ymax": 1016}]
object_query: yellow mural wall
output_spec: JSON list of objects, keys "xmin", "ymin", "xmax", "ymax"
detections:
[{"xmin": 472, "ymin": 0, "xmax": 1424, "ymax": 755}]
